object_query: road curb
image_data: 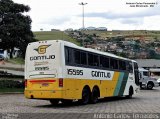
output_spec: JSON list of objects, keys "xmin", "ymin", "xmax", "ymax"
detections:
[{"xmin": 0, "ymin": 67, "xmax": 24, "ymax": 71}]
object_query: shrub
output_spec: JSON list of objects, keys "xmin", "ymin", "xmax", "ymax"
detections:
[{"xmin": 0, "ymin": 80, "xmax": 24, "ymax": 89}]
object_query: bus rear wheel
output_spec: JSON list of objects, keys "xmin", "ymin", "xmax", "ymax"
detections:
[
  {"xmin": 79, "ymin": 87, "xmax": 90, "ymax": 105},
  {"xmin": 90, "ymin": 87, "xmax": 99, "ymax": 104},
  {"xmin": 49, "ymin": 99, "xmax": 59, "ymax": 105}
]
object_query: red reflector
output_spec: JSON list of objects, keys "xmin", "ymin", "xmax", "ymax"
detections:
[
  {"xmin": 25, "ymin": 80, "xmax": 27, "ymax": 88},
  {"xmin": 29, "ymin": 80, "xmax": 56, "ymax": 83},
  {"xmin": 59, "ymin": 78, "xmax": 63, "ymax": 87}
]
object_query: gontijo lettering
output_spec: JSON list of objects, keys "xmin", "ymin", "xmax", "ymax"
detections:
[
  {"xmin": 30, "ymin": 55, "xmax": 55, "ymax": 61},
  {"xmin": 91, "ymin": 71, "xmax": 111, "ymax": 78}
]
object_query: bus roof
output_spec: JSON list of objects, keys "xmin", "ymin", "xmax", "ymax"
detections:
[
  {"xmin": 28, "ymin": 40, "xmax": 134, "ymax": 62},
  {"xmin": 62, "ymin": 40, "xmax": 133, "ymax": 62}
]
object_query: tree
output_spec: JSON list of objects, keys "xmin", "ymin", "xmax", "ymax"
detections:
[{"xmin": 0, "ymin": 0, "xmax": 36, "ymax": 58}]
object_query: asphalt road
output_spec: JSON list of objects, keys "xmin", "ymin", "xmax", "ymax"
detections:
[{"xmin": 0, "ymin": 87, "xmax": 160, "ymax": 119}]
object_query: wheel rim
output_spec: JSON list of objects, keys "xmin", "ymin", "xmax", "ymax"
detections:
[{"xmin": 148, "ymin": 84, "xmax": 153, "ymax": 89}]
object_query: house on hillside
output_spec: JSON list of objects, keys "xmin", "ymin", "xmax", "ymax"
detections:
[
  {"xmin": 65, "ymin": 28, "xmax": 73, "ymax": 31},
  {"xmin": 155, "ymin": 47, "xmax": 160, "ymax": 54},
  {"xmin": 51, "ymin": 29, "xmax": 60, "ymax": 31},
  {"xmin": 96, "ymin": 27, "xmax": 107, "ymax": 31},
  {"xmin": 86, "ymin": 27, "xmax": 96, "ymax": 30}
]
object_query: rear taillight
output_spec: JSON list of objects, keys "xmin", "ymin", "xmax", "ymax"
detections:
[
  {"xmin": 59, "ymin": 78, "xmax": 63, "ymax": 87},
  {"xmin": 25, "ymin": 80, "xmax": 27, "ymax": 88}
]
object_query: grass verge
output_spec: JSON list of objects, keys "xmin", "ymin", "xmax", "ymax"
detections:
[
  {"xmin": 34, "ymin": 31, "xmax": 80, "ymax": 46},
  {"xmin": 8, "ymin": 57, "xmax": 25, "ymax": 64}
]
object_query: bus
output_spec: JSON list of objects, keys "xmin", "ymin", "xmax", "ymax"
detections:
[{"xmin": 24, "ymin": 40, "xmax": 139, "ymax": 105}]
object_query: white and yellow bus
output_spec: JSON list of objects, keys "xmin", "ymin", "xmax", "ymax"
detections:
[{"xmin": 24, "ymin": 40, "xmax": 139, "ymax": 105}]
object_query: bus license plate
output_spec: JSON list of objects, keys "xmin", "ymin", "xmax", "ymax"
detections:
[{"xmin": 42, "ymin": 83, "xmax": 49, "ymax": 86}]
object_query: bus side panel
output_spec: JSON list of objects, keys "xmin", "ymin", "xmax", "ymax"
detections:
[
  {"xmin": 62, "ymin": 72, "xmax": 136, "ymax": 100},
  {"xmin": 63, "ymin": 78, "xmax": 78, "ymax": 99},
  {"xmin": 100, "ymin": 71, "xmax": 120, "ymax": 97},
  {"xmin": 62, "ymin": 70, "xmax": 132, "ymax": 99},
  {"xmin": 63, "ymin": 72, "xmax": 127, "ymax": 100},
  {"xmin": 123, "ymin": 74, "xmax": 139, "ymax": 96},
  {"xmin": 64, "ymin": 78, "xmax": 101, "ymax": 100}
]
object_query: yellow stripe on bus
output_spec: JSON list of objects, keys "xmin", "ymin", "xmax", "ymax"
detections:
[{"xmin": 111, "ymin": 72, "xmax": 120, "ymax": 96}]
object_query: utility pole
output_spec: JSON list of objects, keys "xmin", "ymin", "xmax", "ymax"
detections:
[
  {"xmin": 79, "ymin": 2, "xmax": 87, "ymax": 47},
  {"xmin": 79, "ymin": 2, "xmax": 87, "ymax": 29}
]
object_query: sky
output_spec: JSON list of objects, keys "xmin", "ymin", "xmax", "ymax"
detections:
[{"xmin": 13, "ymin": 0, "xmax": 160, "ymax": 31}]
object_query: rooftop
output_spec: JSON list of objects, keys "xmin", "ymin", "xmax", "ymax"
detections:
[{"xmin": 136, "ymin": 59, "xmax": 160, "ymax": 68}]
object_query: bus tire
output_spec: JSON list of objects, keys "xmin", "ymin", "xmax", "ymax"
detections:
[
  {"xmin": 126, "ymin": 86, "xmax": 133, "ymax": 99},
  {"xmin": 147, "ymin": 82, "xmax": 153, "ymax": 90},
  {"xmin": 49, "ymin": 99, "xmax": 59, "ymax": 105},
  {"xmin": 79, "ymin": 87, "xmax": 90, "ymax": 105},
  {"xmin": 91, "ymin": 87, "xmax": 99, "ymax": 104}
]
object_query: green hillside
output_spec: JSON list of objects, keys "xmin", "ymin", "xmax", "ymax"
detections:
[
  {"xmin": 33, "ymin": 30, "xmax": 160, "ymax": 47},
  {"xmin": 34, "ymin": 31, "xmax": 80, "ymax": 46},
  {"xmin": 83, "ymin": 30, "xmax": 160, "ymax": 40}
]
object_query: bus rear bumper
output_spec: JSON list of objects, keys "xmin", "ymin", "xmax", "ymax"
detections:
[{"xmin": 24, "ymin": 90, "xmax": 64, "ymax": 99}]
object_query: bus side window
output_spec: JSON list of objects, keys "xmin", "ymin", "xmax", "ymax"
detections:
[
  {"xmin": 119, "ymin": 60, "xmax": 126, "ymax": 70},
  {"xmin": 88, "ymin": 53, "xmax": 99, "ymax": 67},
  {"xmin": 88, "ymin": 53, "xmax": 94, "ymax": 66},
  {"xmin": 74, "ymin": 50, "xmax": 81, "ymax": 64},
  {"xmin": 110, "ymin": 58, "xmax": 118, "ymax": 70},
  {"xmin": 114, "ymin": 59, "xmax": 118, "ymax": 69},
  {"xmin": 81, "ymin": 52, "xmax": 87, "ymax": 65},
  {"xmin": 65, "ymin": 47, "xmax": 72, "ymax": 65},
  {"xmin": 126, "ymin": 62, "xmax": 133, "ymax": 73},
  {"xmin": 110, "ymin": 58, "xmax": 114, "ymax": 69},
  {"xmin": 93, "ymin": 54, "xmax": 99, "ymax": 66},
  {"xmin": 100, "ymin": 56, "xmax": 109, "ymax": 68}
]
